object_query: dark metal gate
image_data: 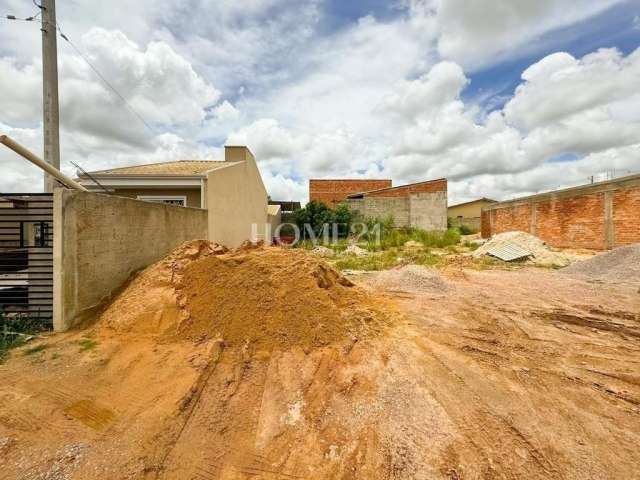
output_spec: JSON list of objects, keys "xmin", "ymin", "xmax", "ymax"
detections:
[{"xmin": 0, "ymin": 193, "xmax": 53, "ymax": 325}]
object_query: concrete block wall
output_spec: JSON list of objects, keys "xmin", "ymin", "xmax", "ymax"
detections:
[
  {"xmin": 409, "ymin": 191, "xmax": 448, "ymax": 231},
  {"xmin": 481, "ymin": 174, "xmax": 640, "ymax": 250},
  {"xmin": 347, "ymin": 179, "xmax": 448, "ymax": 231},
  {"xmin": 352, "ymin": 197, "xmax": 411, "ymax": 225},
  {"xmin": 53, "ymin": 190, "xmax": 208, "ymax": 331}
]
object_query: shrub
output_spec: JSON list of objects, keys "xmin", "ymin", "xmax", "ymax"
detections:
[
  {"xmin": 458, "ymin": 224, "xmax": 478, "ymax": 235},
  {"xmin": 292, "ymin": 201, "xmax": 355, "ymax": 240}
]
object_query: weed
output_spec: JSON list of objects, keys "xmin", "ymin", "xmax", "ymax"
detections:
[
  {"xmin": 23, "ymin": 344, "xmax": 47, "ymax": 356},
  {"xmin": 332, "ymin": 250, "xmax": 401, "ymax": 271},
  {"xmin": 1, "ymin": 313, "xmax": 50, "ymax": 363},
  {"xmin": 78, "ymin": 339, "xmax": 98, "ymax": 351}
]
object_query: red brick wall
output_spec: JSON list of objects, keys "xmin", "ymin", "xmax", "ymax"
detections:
[
  {"xmin": 481, "ymin": 181, "xmax": 640, "ymax": 250},
  {"xmin": 614, "ymin": 188, "xmax": 640, "ymax": 246},
  {"xmin": 490, "ymin": 204, "xmax": 532, "ymax": 234},
  {"xmin": 309, "ymin": 179, "xmax": 392, "ymax": 207},
  {"xmin": 535, "ymin": 194, "xmax": 606, "ymax": 249},
  {"xmin": 365, "ymin": 179, "xmax": 447, "ymax": 198}
]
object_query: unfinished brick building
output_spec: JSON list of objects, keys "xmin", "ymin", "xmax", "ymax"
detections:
[
  {"xmin": 347, "ymin": 179, "xmax": 448, "ymax": 231},
  {"xmin": 481, "ymin": 173, "xmax": 640, "ymax": 250},
  {"xmin": 309, "ymin": 179, "xmax": 392, "ymax": 208},
  {"xmin": 308, "ymin": 178, "xmax": 449, "ymax": 231}
]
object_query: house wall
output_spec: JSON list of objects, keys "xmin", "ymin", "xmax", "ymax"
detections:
[
  {"xmin": 410, "ymin": 191, "xmax": 448, "ymax": 231},
  {"xmin": 449, "ymin": 200, "xmax": 495, "ymax": 219},
  {"xmin": 364, "ymin": 179, "xmax": 447, "ymax": 198},
  {"xmin": 110, "ymin": 188, "xmax": 202, "ymax": 208},
  {"xmin": 350, "ymin": 197, "xmax": 411, "ymax": 225},
  {"xmin": 53, "ymin": 190, "xmax": 208, "ymax": 332},
  {"xmin": 207, "ymin": 147, "xmax": 269, "ymax": 248},
  {"xmin": 309, "ymin": 179, "xmax": 392, "ymax": 207},
  {"xmin": 347, "ymin": 179, "xmax": 448, "ymax": 231},
  {"xmin": 481, "ymin": 174, "xmax": 640, "ymax": 250}
]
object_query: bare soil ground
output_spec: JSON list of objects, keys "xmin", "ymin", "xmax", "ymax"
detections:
[{"xmin": 0, "ymin": 246, "xmax": 639, "ymax": 479}]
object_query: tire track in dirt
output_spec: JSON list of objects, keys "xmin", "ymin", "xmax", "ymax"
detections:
[
  {"xmin": 154, "ymin": 340, "xmax": 225, "ymax": 479},
  {"xmin": 412, "ymin": 335, "xmax": 563, "ymax": 479}
]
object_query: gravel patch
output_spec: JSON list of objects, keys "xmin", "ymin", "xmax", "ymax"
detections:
[
  {"xmin": 370, "ymin": 265, "xmax": 448, "ymax": 293},
  {"xmin": 562, "ymin": 244, "xmax": 640, "ymax": 283}
]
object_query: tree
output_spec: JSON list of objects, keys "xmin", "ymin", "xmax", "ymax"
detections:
[{"xmin": 292, "ymin": 201, "xmax": 355, "ymax": 239}]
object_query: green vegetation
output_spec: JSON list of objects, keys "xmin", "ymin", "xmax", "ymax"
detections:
[
  {"xmin": 332, "ymin": 246, "xmax": 445, "ymax": 272},
  {"xmin": 78, "ymin": 339, "xmax": 98, "ymax": 351},
  {"xmin": 292, "ymin": 201, "xmax": 355, "ymax": 238},
  {"xmin": 23, "ymin": 344, "xmax": 47, "ymax": 356},
  {"xmin": 458, "ymin": 224, "xmax": 478, "ymax": 236},
  {"xmin": 333, "ymin": 250, "xmax": 402, "ymax": 271},
  {"xmin": 363, "ymin": 221, "xmax": 461, "ymax": 251},
  {"xmin": 0, "ymin": 313, "xmax": 50, "ymax": 364}
]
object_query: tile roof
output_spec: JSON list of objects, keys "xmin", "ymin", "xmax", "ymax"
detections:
[{"xmin": 83, "ymin": 160, "xmax": 227, "ymax": 177}]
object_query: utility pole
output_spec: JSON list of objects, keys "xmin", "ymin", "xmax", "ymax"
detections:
[{"xmin": 41, "ymin": 0, "xmax": 60, "ymax": 193}]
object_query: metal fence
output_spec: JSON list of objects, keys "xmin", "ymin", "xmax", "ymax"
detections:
[{"xmin": 0, "ymin": 193, "xmax": 54, "ymax": 325}]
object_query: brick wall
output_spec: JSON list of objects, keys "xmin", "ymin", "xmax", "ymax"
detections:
[
  {"xmin": 613, "ymin": 188, "xmax": 640, "ymax": 245},
  {"xmin": 365, "ymin": 179, "xmax": 447, "ymax": 198},
  {"xmin": 347, "ymin": 181, "xmax": 448, "ymax": 231},
  {"xmin": 481, "ymin": 174, "xmax": 640, "ymax": 250},
  {"xmin": 309, "ymin": 179, "xmax": 392, "ymax": 207}
]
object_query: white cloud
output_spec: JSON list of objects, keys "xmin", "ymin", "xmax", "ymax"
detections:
[
  {"xmin": 382, "ymin": 48, "xmax": 640, "ymax": 202},
  {"xmin": 421, "ymin": 0, "xmax": 625, "ymax": 69},
  {"xmin": 212, "ymin": 101, "xmax": 240, "ymax": 122},
  {"xmin": 505, "ymin": 48, "xmax": 640, "ymax": 130},
  {"xmin": 1, "ymin": 0, "xmax": 638, "ymax": 205}
]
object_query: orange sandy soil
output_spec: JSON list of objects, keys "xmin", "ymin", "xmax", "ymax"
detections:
[{"xmin": 0, "ymin": 245, "xmax": 639, "ymax": 479}]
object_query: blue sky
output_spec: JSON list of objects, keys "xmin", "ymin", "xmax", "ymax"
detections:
[
  {"xmin": 0, "ymin": 0, "xmax": 639, "ymax": 202},
  {"xmin": 463, "ymin": 0, "xmax": 640, "ymax": 109}
]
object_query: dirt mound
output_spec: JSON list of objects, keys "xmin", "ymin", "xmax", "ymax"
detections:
[
  {"xmin": 176, "ymin": 248, "xmax": 390, "ymax": 349},
  {"xmin": 97, "ymin": 240, "xmax": 218, "ymax": 335},
  {"xmin": 474, "ymin": 231, "xmax": 571, "ymax": 267},
  {"xmin": 368, "ymin": 265, "xmax": 448, "ymax": 293},
  {"xmin": 562, "ymin": 243, "xmax": 640, "ymax": 283},
  {"xmin": 97, "ymin": 241, "xmax": 391, "ymax": 349}
]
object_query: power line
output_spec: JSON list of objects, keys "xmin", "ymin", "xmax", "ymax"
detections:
[
  {"xmin": 2, "ymin": 8, "xmax": 41, "ymax": 22},
  {"xmin": 3, "ymin": 11, "xmax": 158, "ymax": 137},
  {"xmin": 54, "ymin": 22, "xmax": 158, "ymax": 136}
]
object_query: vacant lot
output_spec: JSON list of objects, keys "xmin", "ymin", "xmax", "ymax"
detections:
[{"xmin": 0, "ymin": 244, "xmax": 638, "ymax": 479}]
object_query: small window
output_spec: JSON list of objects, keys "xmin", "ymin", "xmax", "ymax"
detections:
[{"xmin": 137, "ymin": 195, "xmax": 187, "ymax": 207}]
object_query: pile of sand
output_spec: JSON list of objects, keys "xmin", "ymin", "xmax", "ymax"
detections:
[
  {"xmin": 97, "ymin": 241, "xmax": 391, "ymax": 350},
  {"xmin": 562, "ymin": 244, "xmax": 640, "ymax": 283},
  {"xmin": 368, "ymin": 265, "xmax": 448, "ymax": 294},
  {"xmin": 474, "ymin": 231, "xmax": 571, "ymax": 267}
]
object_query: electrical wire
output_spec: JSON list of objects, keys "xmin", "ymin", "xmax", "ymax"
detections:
[
  {"xmin": 2, "ymin": 10, "xmax": 158, "ymax": 137},
  {"xmin": 2, "ymin": 11, "xmax": 41, "ymax": 22},
  {"xmin": 55, "ymin": 22, "xmax": 158, "ymax": 136}
]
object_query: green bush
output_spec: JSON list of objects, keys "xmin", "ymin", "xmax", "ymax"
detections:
[
  {"xmin": 292, "ymin": 201, "xmax": 355, "ymax": 240},
  {"xmin": 458, "ymin": 224, "xmax": 478, "ymax": 235}
]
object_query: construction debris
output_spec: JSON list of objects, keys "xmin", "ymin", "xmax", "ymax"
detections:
[
  {"xmin": 562, "ymin": 243, "xmax": 640, "ymax": 283},
  {"xmin": 311, "ymin": 245, "xmax": 334, "ymax": 258},
  {"xmin": 474, "ymin": 231, "xmax": 572, "ymax": 267},
  {"xmin": 486, "ymin": 242, "xmax": 532, "ymax": 262},
  {"xmin": 344, "ymin": 244, "xmax": 368, "ymax": 257}
]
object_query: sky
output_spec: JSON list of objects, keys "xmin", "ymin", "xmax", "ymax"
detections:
[{"xmin": 0, "ymin": 0, "xmax": 639, "ymax": 204}]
